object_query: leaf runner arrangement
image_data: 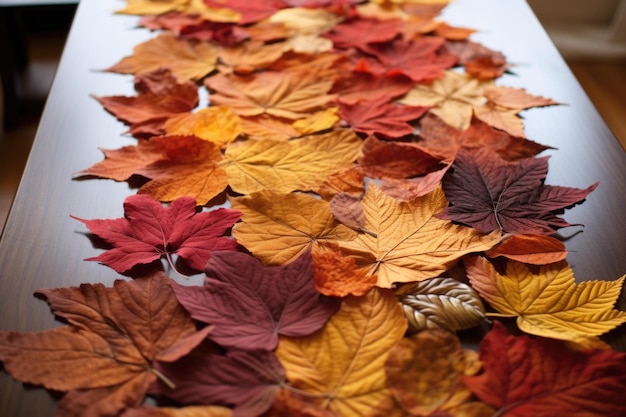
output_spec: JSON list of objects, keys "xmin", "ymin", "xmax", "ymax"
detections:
[{"xmin": 1, "ymin": 0, "xmax": 626, "ymax": 416}]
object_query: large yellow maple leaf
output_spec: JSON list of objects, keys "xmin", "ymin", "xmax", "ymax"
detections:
[
  {"xmin": 222, "ymin": 129, "xmax": 362, "ymax": 195},
  {"xmin": 205, "ymin": 70, "xmax": 336, "ymax": 120},
  {"xmin": 276, "ymin": 288, "xmax": 407, "ymax": 416},
  {"xmin": 465, "ymin": 256, "xmax": 626, "ymax": 344},
  {"xmin": 338, "ymin": 185, "xmax": 501, "ymax": 288},
  {"xmin": 230, "ymin": 191, "xmax": 358, "ymax": 265},
  {"xmin": 107, "ymin": 33, "xmax": 221, "ymax": 82},
  {"xmin": 398, "ymin": 70, "xmax": 491, "ymax": 130}
]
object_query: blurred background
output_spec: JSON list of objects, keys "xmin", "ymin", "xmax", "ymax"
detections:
[{"xmin": 1, "ymin": 0, "xmax": 625, "ymax": 228}]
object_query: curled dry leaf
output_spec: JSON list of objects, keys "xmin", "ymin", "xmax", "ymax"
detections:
[
  {"xmin": 396, "ymin": 277, "xmax": 486, "ymax": 333},
  {"xmin": 0, "ymin": 272, "xmax": 211, "ymax": 417},
  {"xmin": 465, "ymin": 256, "xmax": 626, "ymax": 345},
  {"xmin": 276, "ymin": 288, "xmax": 408, "ymax": 416},
  {"xmin": 231, "ymin": 190, "xmax": 357, "ymax": 265},
  {"xmin": 329, "ymin": 192, "xmax": 365, "ymax": 233},
  {"xmin": 385, "ymin": 328, "xmax": 493, "ymax": 417},
  {"xmin": 486, "ymin": 234, "xmax": 567, "ymax": 265}
]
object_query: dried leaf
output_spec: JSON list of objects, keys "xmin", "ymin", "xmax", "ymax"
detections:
[
  {"xmin": 164, "ymin": 107, "xmax": 243, "ymax": 148},
  {"xmin": 312, "ymin": 243, "xmax": 378, "ymax": 297},
  {"xmin": 486, "ymin": 234, "xmax": 567, "ymax": 264}
]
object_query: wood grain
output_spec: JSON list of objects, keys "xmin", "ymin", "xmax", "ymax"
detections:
[{"xmin": 0, "ymin": 0, "xmax": 625, "ymax": 416}]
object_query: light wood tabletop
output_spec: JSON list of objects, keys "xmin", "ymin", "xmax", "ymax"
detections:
[{"xmin": 1, "ymin": 0, "xmax": 625, "ymax": 415}]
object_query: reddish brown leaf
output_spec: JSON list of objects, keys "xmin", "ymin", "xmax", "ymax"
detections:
[
  {"xmin": 436, "ymin": 148, "xmax": 598, "ymax": 235},
  {"xmin": 72, "ymin": 194, "xmax": 240, "ymax": 274},
  {"xmin": 324, "ymin": 16, "xmax": 403, "ymax": 52},
  {"xmin": 465, "ymin": 322, "xmax": 626, "ymax": 416},
  {"xmin": 0, "ymin": 273, "xmax": 210, "ymax": 417},
  {"xmin": 204, "ymin": 0, "xmax": 285, "ymax": 24},
  {"xmin": 332, "ymin": 72, "xmax": 415, "ymax": 105},
  {"xmin": 329, "ymin": 192, "xmax": 365, "ymax": 233},
  {"xmin": 312, "ymin": 243, "xmax": 378, "ymax": 297},
  {"xmin": 171, "ymin": 251, "xmax": 340, "ymax": 350},
  {"xmin": 486, "ymin": 234, "xmax": 567, "ymax": 264}
]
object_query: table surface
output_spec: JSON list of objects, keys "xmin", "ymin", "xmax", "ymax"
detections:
[{"xmin": 1, "ymin": 0, "xmax": 626, "ymax": 415}]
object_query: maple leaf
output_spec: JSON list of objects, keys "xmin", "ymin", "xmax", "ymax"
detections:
[
  {"xmin": 465, "ymin": 256, "xmax": 626, "ymax": 344},
  {"xmin": 358, "ymin": 135, "xmax": 445, "ymax": 180},
  {"xmin": 339, "ymin": 97, "xmax": 429, "ymax": 138},
  {"xmin": 164, "ymin": 106, "xmax": 243, "ymax": 148},
  {"xmin": 205, "ymin": 70, "xmax": 335, "ymax": 120},
  {"xmin": 217, "ymin": 41, "xmax": 286, "ymax": 75},
  {"xmin": 360, "ymin": 37, "xmax": 458, "ymax": 82},
  {"xmin": 106, "ymin": 32, "xmax": 221, "ymax": 81},
  {"xmin": 398, "ymin": 70, "xmax": 491, "ymax": 130},
  {"xmin": 135, "ymin": 135, "xmax": 229, "ymax": 205},
  {"xmin": 93, "ymin": 68, "xmax": 198, "ymax": 135},
  {"xmin": 292, "ymin": 107, "xmax": 340, "ymax": 136},
  {"xmin": 483, "ymin": 85, "xmax": 559, "ymax": 110},
  {"xmin": 156, "ymin": 343, "xmax": 286, "ymax": 417},
  {"xmin": 203, "ymin": 0, "xmax": 285, "ymax": 24},
  {"xmin": 436, "ymin": 148, "xmax": 598, "ymax": 235},
  {"xmin": 0, "ymin": 272, "xmax": 211, "ymax": 417},
  {"xmin": 239, "ymin": 114, "xmax": 300, "ymax": 141},
  {"xmin": 231, "ymin": 190, "xmax": 358, "ymax": 265},
  {"xmin": 385, "ymin": 328, "xmax": 494, "ymax": 417},
  {"xmin": 324, "ymin": 16, "xmax": 403, "ymax": 52},
  {"xmin": 122, "ymin": 405, "xmax": 232, "ymax": 417},
  {"xmin": 312, "ymin": 243, "xmax": 378, "ymax": 297},
  {"xmin": 116, "ymin": 0, "xmax": 190, "ymax": 15},
  {"xmin": 396, "ymin": 277, "xmax": 486, "ymax": 333},
  {"xmin": 485, "ymin": 234, "xmax": 567, "ymax": 265},
  {"xmin": 464, "ymin": 322, "xmax": 626, "ymax": 417},
  {"xmin": 337, "ymin": 184, "xmax": 501, "ymax": 288},
  {"xmin": 72, "ymin": 194, "xmax": 240, "ymax": 274},
  {"xmin": 473, "ymin": 103, "xmax": 526, "ymax": 138},
  {"xmin": 276, "ymin": 287, "xmax": 408, "ymax": 416},
  {"xmin": 443, "ymin": 40, "xmax": 508, "ymax": 79},
  {"xmin": 223, "ymin": 129, "xmax": 361, "ymax": 195},
  {"xmin": 171, "ymin": 251, "xmax": 340, "ymax": 350},
  {"xmin": 315, "ymin": 166, "xmax": 365, "ymax": 201},
  {"xmin": 331, "ymin": 72, "xmax": 415, "ymax": 105}
]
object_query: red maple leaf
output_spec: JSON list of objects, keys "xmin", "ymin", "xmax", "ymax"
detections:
[
  {"xmin": 171, "ymin": 251, "xmax": 340, "ymax": 350},
  {"xmin": 325, "ymin": 16, "xmax": 403, "ymax": 52},
  {"xmin": 203, "ymin": 0, "xmax": 285, "ymax": 24},
  {"xmin": 465, "ymin": 322, "xmax": 626, "ymax": 416},
  {"xmin": 155, "ymin": 342, "xmax": 286, "ymax": 417},
  {"xmin": 332, "ymin": 72, "xmax": 415, "ymax": 105},
  {"xmin": 339, "ymin": 96, "xmax": 429, "ymax": 138},
  {"xmin": 72, "ymin": 195, "xmax": 241, "ymax": 274},
  {"xmin": 436, "ymin": 148, "xmax": 597, "ymax": 235}
]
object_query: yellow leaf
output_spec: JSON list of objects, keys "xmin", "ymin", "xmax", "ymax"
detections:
[
  {"xmin": 239, "ymin": 115, "xmax": 299, "ymax": 141},
  {"xmin": 269, "ymin": 8, "xmax": 343, "ymax": 36},
  {"xmin": 164, "ymin": 107, "xmax": 243, "ymax": 148},
  {"xmin": 473, "ymin": 104, "xmax": 525, "ymax": 138},
  {"xmin": 223, "ymin": 129, "xmax": 362, "ymax": 195},
  {"xmin": 230, "ymin": 191, "xmax": 357, "ymax": 265},
  {"xmin": 292, "ymin": 107, "xmax": 339, "ymax": 136},
  {"xmin": 465, "ymin": 256, "xmax": 626, "ymax": 343},
  {"xmin": 116, "ymin": 0, "xmax": 189, "ymax": 15},
  {"xmin": 106, "ymin": 33, "xmax": 220, "ymax": 82},
  {"xmin": 399, "ymin": 71, "xmax": 491, "ymax": 130},
  {"xmin": 276, "ymin": 288, "xmax": 407, "ymax": 416},
  {"xmin": 338, "ymin": 185, "xmax": 501, "ymax": 288}
]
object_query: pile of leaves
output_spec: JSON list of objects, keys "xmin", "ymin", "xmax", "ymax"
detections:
[{"xmin": 1, "ymin": 0, "xmax": 626, "ymax": 416}]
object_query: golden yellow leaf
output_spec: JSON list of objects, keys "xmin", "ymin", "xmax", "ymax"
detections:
[
  {"xmin": 398, "ymin": 70, "xmax": 491, "ymax": 130},
  {"xmin": 205, "ymin": 70, "xmax": 336, "ymax": 120},
  {"xmin": 465, "ymin": 256, "xmax": 626, "ymax": 343},
  {"xmin": 292, "ymin": 107, "xmax": 339, "ymax": 136},
  {"xmin": 269, "ymin": 8, "xmax": 342, "ymax": 36},
  {"xmin": 473, "ymin": 104, "xmax": 525, "ymax": 138},
  {"xmin": 283, "ymin": 35, "xmax": 334, "ymax": 54},
  {"xmin": 217, "ymin": 41, "xmax": 286, "ymax": 75},
  {"xmin": 385, "ymin": 328, "xmax": 485, "ymax": 416},
  {"xmin": 164, "ymin": 107, "xmax": 243, "ymax": 148},
  {"xmin": 116, "ymin": 0, "xmax": 189, "ymax": 15},
  {"xmin": 337, "ymin": 185, "xmax": 501, "ymax": 288},
  {"xmin": 223, "ymin": 129, "xmax": 362, "ymax": 195},
  {"xmin": 230, "ymin": 191, "xmax": 357, "ymax": 265},
  {"xmin": 106, "ymin": 33, "xmax": 220, "ymax": 82},
  {"xmin": 239, "ymin": 115, "xmax": 299, "ymax": 141},
  {"xmin": 276, "ymin": 288, "xmax": 407, "ymax": 416},
  {"xmin": 122, "ymin": 405, "xmax": 233, "ymax": 417}
]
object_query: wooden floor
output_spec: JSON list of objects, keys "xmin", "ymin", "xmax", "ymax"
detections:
[{"xmin": 1, "ymin": 18, "xmax": 626, "ymax": 231}]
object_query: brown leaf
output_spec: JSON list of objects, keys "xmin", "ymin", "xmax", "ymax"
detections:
[
  {"xmin": 312, "ymin": 243, "xmax": 378, "ymax": 297},
  {"xmin": 486, "ymin": 234, "xmax": 567, "ymax": 264},
  {"xmin": 329, "ymin": 192, "xmax": 365, "ymax": 232}
]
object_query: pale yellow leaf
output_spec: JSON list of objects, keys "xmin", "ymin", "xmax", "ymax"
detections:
[{"xmin": 292, "ymin": 107, "xmax": 339, "ymax": 136}]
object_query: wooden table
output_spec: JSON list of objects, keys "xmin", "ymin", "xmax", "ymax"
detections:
[{"xmin": 1, "ymin": 0, "xmax": 625, "ymax": 415}]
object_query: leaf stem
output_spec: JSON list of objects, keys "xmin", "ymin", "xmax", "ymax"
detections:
[
  {"xmin": 485, "ymin": 312, "xmax": 517, "ymax": 318},
  {"xmin": 150, "ymin": 367, "xmax": 176, "ymax": 390},
  {"xmin": 164, "ymin": 252, "xmax": 189, "ymax": 279}
]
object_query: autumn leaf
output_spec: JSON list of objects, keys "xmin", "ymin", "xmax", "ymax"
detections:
[
  {"xmin": 337, "ymin": 184, "xmax": 501, "ymax": 288},
  {"xmin": 398, "ymin": 70, "xmax": 491, "ymax": 130},
  {"xmin": 436, "ymin": 148, "xmax": 598, "ymax": 235},
  {"xmin": 483, "ymin": 85, "xmax": 559, "ymax": 110},
  {"xmin": 217, "ymin": 40, "xmax": 286, "ymax": 74},
  {"xmin": 93, "ymin": 68, "xmax": 198, "ymax": 135},
  {"xmin": 324, "ymin": 16, "xmax": 403, "ymax": 52},
  {"xmin": 276, "ymin": 288, "xmax": 408, "ymax": 416},
  {"xmin": 122, "ymin": 405, "xmax": 233, "ymax": 417},
  {"xmin": 332, "ymin": 72, "xmax": 415, "ymax": 105},
  {"xmin": 485, "ymin": 234, "xmax": 567, "ymax": 265},
  {"xmin": 396, "ymin": 277, "xmax": 486, "ymax": 333},
  {"xmin": 171, "ymin": 251, "xmax": 340, "ymax": 350},
  {"xmin": 268, "ymin": 7, "xmax": 342, "ymax": 37},
  {"xmin": 0, "ymin": 272, "xmax": 211, "ymax": 417},
  {"xmin": 264, "ymin": 389, "xmax": 340, "ymax": 417},
  {"xmin": 203, "ymin": 0, "xmax": 285, "ymax": 24},
  {"xmin": 385, "ymin": 328, "xmax": 493, "ymax": 417},
  {"xmin": 292, "ymin": 107, "xmax": 339, "ymax": 136},
  {"xmin": 239, "ymin": 114, "xmax": 300, "ymax": 141},
  {"xmin": 135, "ymin": 135, "xmax": 228, "ymax": 205},
  {"xmin": 223, "ymin": 129, "xmax": 361, "ymax": 195},
  {"xmin": 358, "ymin": 135, "xmax": 445, "ymax": 180},
  {"xmin": 231, "ymin": 190, "xmax": 358, "ymax": 265},
  {"xmin": 312, "ymin": 242, "xmax": 378, "ymax": 297},
  {"xmin": 205, "ymin": 70, "xmax": 335, "ymax": 120},
  {"xmin": 465, "ymin": 322, "xmax": 626, "ymax": 417},
  {"xmin": 473, "ymin": 103, "xmax": 526, "ymax": 138},
  {"xmin": 106, "ymin": 32, "xmax": 221, "ymax": 81},
  {"xmin": 315, "ymin": 166, "xmax": 365, "ymax": 201},
  {"xmin": 72, "ymin": 194, "xmax": 240, "ymax": 274},
  {"xmin": 339, "ymin": 97, "xmax": 429, "ymax": 138},
  {"xmin": 443, "ymin": 40, "xmax": 508, "ymax": 80},
  {"xmin": 156, "ymin": 344, "xmax": 286, "ymax": 417},
  {"xmin": 164, "ymin": 106, "xmax": 243, "ymax": 148},
  {"xmin": 117, "ymin": 0, "xmax": 241, "ymax": 23},
  {"xmin": 465, "ymin": 256, "xmax": 626, "ymax": 344},
  {"xmin": 378, "ymin": 163, "xmax": 452, "ymax": 202}
]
